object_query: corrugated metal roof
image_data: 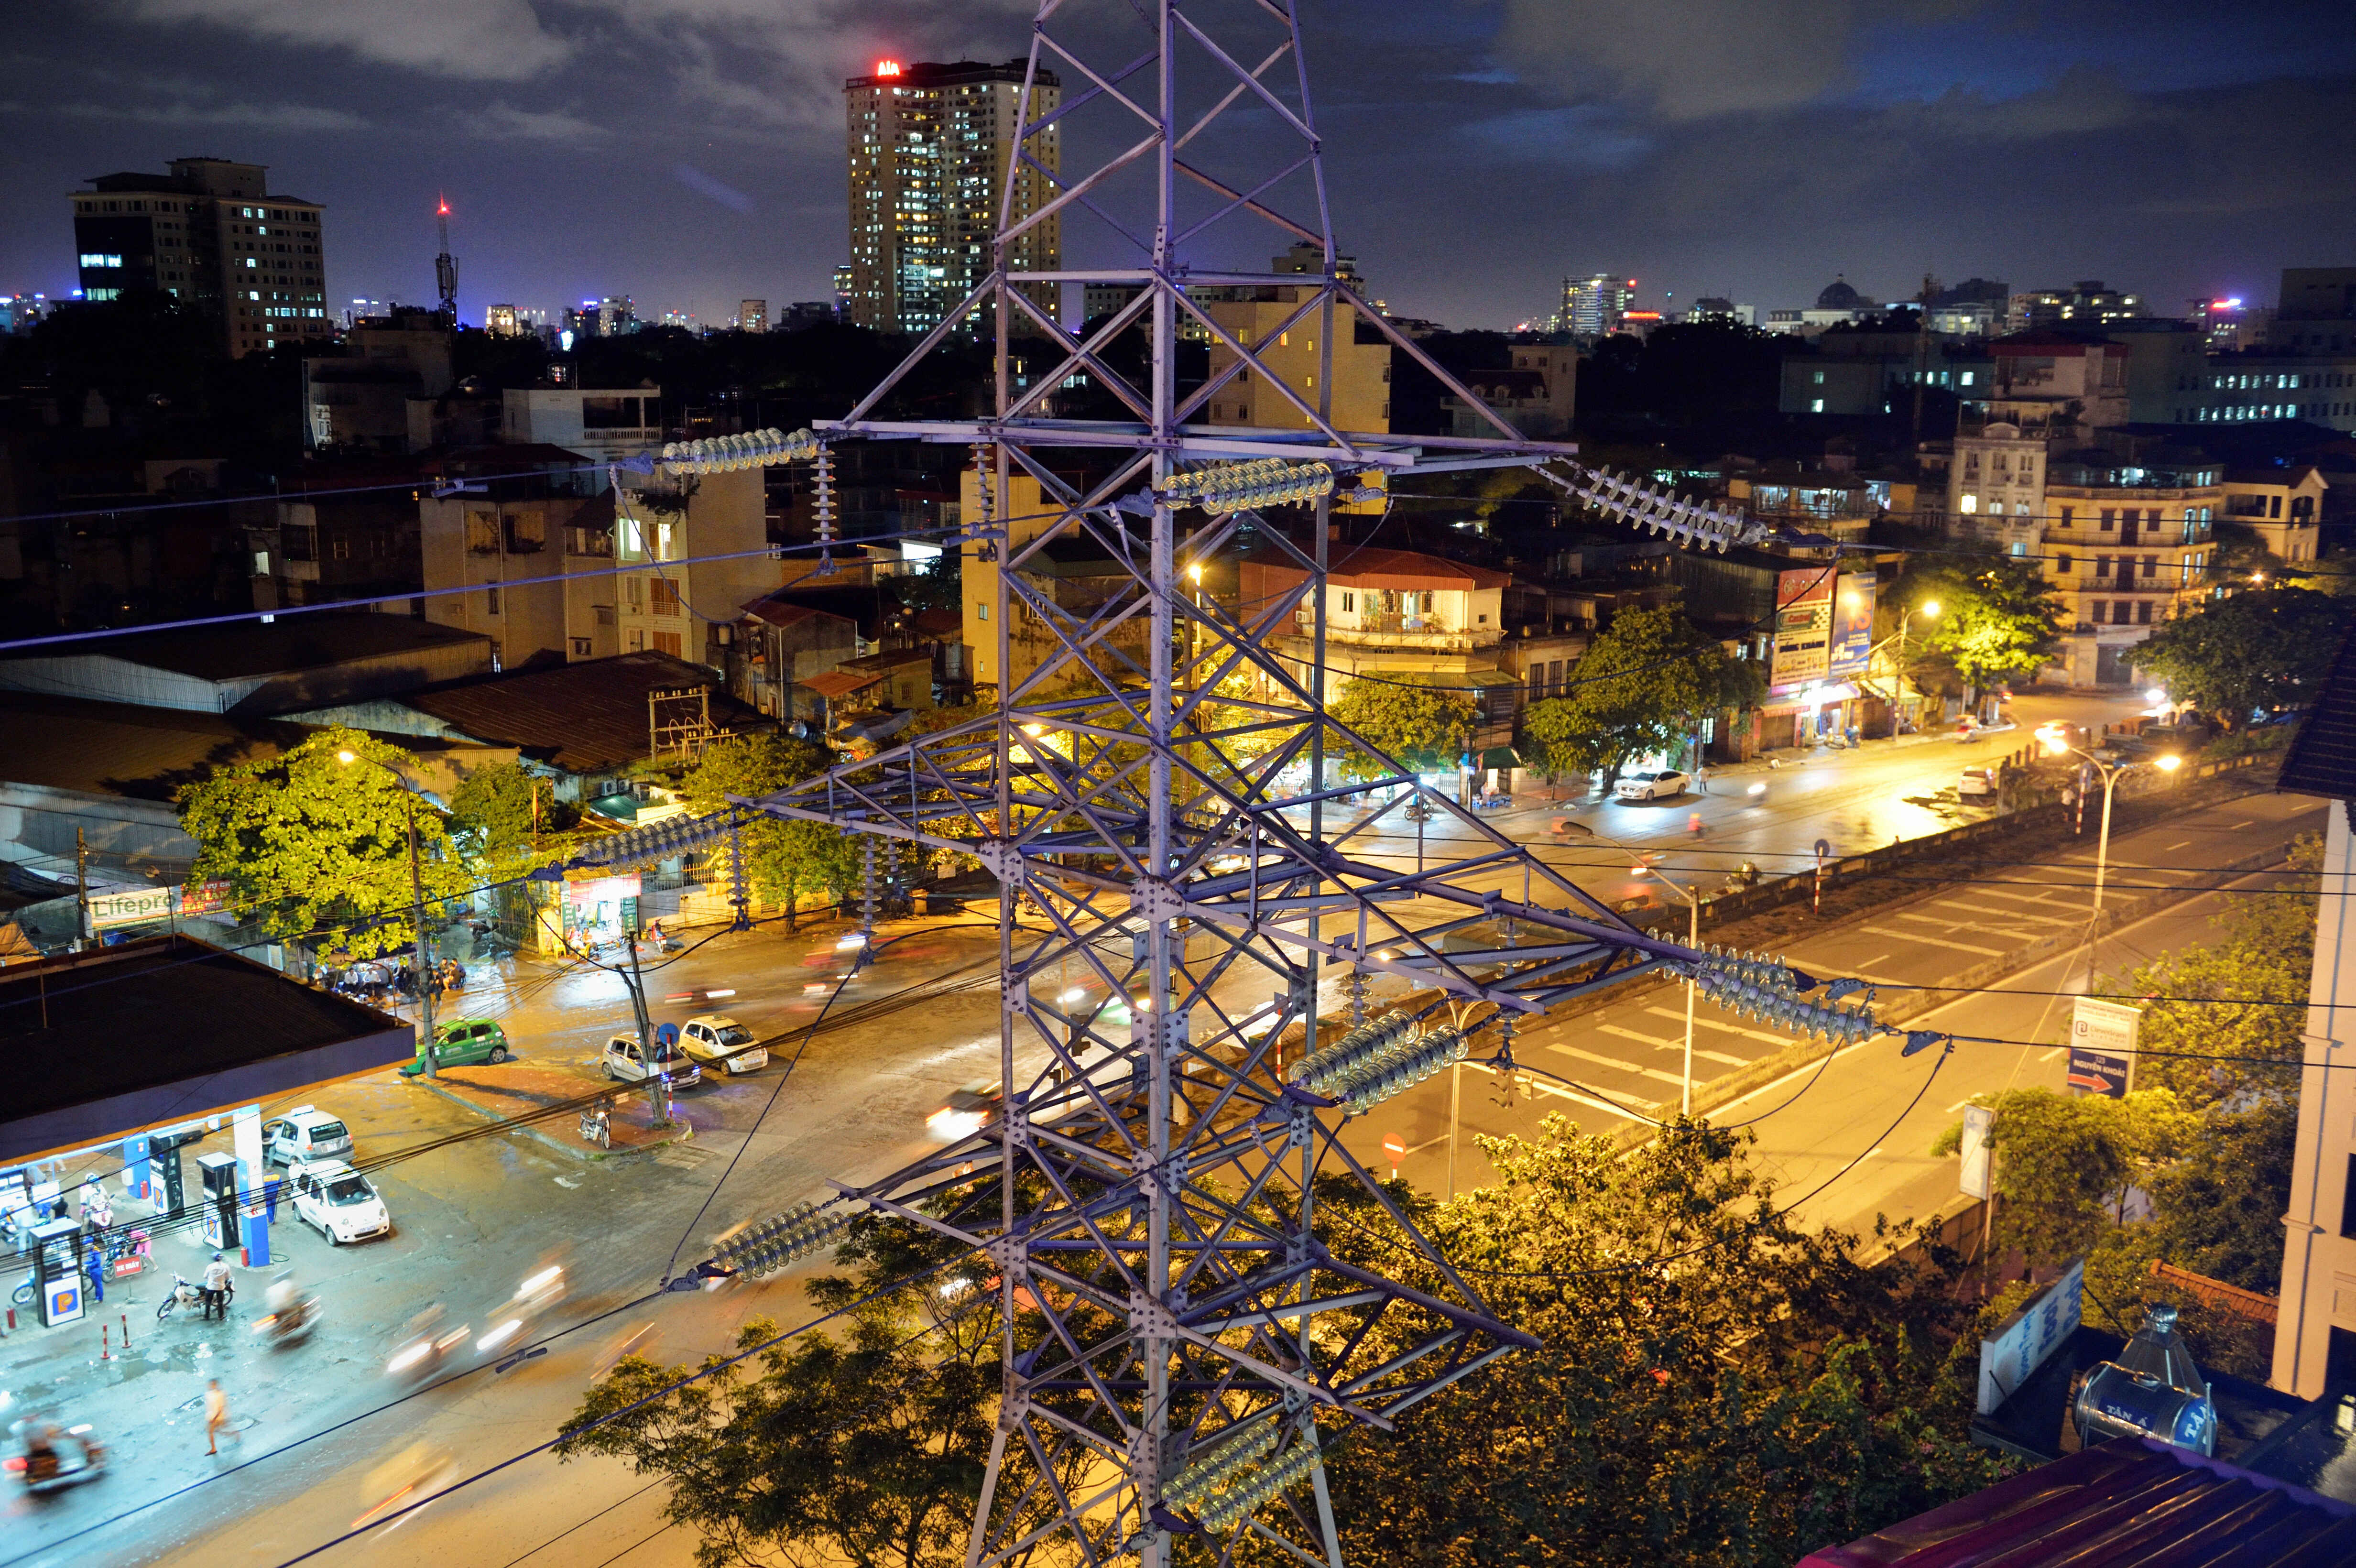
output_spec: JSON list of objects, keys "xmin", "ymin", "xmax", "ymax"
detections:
[
  {"xmin": 402, "ymin": 651, "xmax": 765, "ymax": 774},
  {"xmin": 1799, "ymin": 1439, "xmax": 2356, "ymax": 1568},
  {"xmin": 0, "ymin": 691, "xmax": 313, "ymax": 800},
  {"xmin": 0, "ymin": 611, "xmax": 489, "ymax": 684},
  {"xmin": 2278, "ymin": 623, "xmax": 2356, "ymax": 801},
  {"xmin": 800, "ymin": 668, "xmax": 884, "ymax": 699}
]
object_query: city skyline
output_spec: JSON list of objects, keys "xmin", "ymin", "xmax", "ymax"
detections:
[{"xmin": 4, "ymin": 0, "xmax": 2353, "ymax": 333}]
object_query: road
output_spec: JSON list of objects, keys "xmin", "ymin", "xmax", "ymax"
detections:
[{"xmin": 0, "ymin": 698, "xmax": 2262, "ymax": 1568}]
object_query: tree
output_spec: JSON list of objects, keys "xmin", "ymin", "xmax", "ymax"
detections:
[
  {"xmin": 1327, "ymin": 674, "xmax": 1474, "ymax": 779},
  {"xmin": 176, "ymin": 727, "xmax": 469, "ymax": 959},
  {"xmin": 1315, "ymin": 1118, "xmax": 2010, "ymax": 1568},
  {"xmin": 682, "ymin": 733, "xmax": 852, "ymax": 931},
  {"xmin": 556, "ymin": 1227, "xmax": 996, "ymax": 1568},
  {"xmin": 1930, "ymin": 1088, "xmax": 2192, "ymax": 1270},
  {"xmin": 1519, "ymin": 603, "xmax": 1731, "ymax": 784},
  {"xmin": 447, "ymin": 759, "xmax": 577, "ymax": 861},
  {"xmin": 2130, "ymin": 586, "xmax": 2352, "ymax": 727},
  {"xmin": 1907, "ymin": 556, "xmax": 2066, "ymax": 694}
]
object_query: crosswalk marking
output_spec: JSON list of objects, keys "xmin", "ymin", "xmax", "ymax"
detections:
[
  {"xmin": 1860, "ymin": 925, "xmax": 2010, "ymax": 958},
  {"xmin": 1931, "ymin": 900, "xmax": 2082, "ymax": 928},
  {"xmin": 1606, "ymin": 1022, "xmax": 1745, "ymax": 1066},
  {"xmin": 1639, "ymin": 1007, "xmax": 1778, "ymax": 1052},
  {"xmin": 1549, "ymin": 1043, "xmax": 1689, "ymax": 1088}
]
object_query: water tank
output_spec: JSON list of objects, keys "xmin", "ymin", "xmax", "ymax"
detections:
[{"xmin": 2072, "ymin": 1302, "xmax": 2217, "ymax": 1457}]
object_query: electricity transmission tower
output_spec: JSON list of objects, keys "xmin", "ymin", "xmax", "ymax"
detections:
[{"xmin": 597, "ymin": 4, "xmax": 1866, "ymax": 1563}]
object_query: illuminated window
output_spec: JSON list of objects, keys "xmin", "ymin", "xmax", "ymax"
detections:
[
  {"xmin": 78, "ymin": 253, "xmax": 123, "ymax": 268},
  {"xmin": 1959, "ymin": 494, "xmax": 1978, "ymax": 514}
]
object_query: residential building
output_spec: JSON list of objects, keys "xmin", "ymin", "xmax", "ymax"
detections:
[
  {"xmin": 301, "ymin": 307, "xmax": 456, "ymax": 452},
  {"xmin": 729, "ymin": 595, "xmax": 862, "ymax": 721},
  {"xmin": 2038, "ymin": 456, "xmax": 2217, "ymax": 687},
  {"xmin": 417, "ymin": 440, "xmax": 777, "ymax": 671},
  {"xmin": 735, "ymin": 299, "xmax": 768, "ymax": 333},
  {"xmin": 2273, "ymin": 266, "xmax": 2356, "ymax": 351},
  {"xmin": 1923, "ymin": 277, "xmax": 2009, "ymax": 336},
  {"xmin": 959, "ymin": 464, "xmax": 1154, "ymax": 697},
  {"xmin": 2191, "ymin": 295, "xmax": 2269, "ymax": 350},
  {"xmin": 2096, "ymin": 318, "xmax": 2211, "ymax": 425},
  {"xmin": 2221, "ymin": 467, "xmax": 2325, "ymax": 564},
  {"xmin": 251, "ymin": 482, "xmax": 422, "ymax": 612},
  {"xmin": 1557, "ymin": 274, "xmax": 1634, "ymax": 339},
  {"xmin": 484, "ymin": 304, "xmax": 524, "ymax": 337},
  {"xmin": 69, "ymin": 156, "xmax": 329, "ymax": 357},
  {"xmin": 1984, "ymin": 331, "xmax": 2130, "ymax": 427},
  {"xmin": 1724, "ymin": 472, "xmax": 1880, "ymax": 544},
  {"xmin": 777, "ymin": 300, "xmax": 836, "ymax": 332},
  {"xmin": 1948, "ymin": 415, "xmax": 2055, "ymax": 556},
  {"xmin": 1200, "ymin": 290, "xmax": 1391, "ymax": 433},
  {"xmin": 1688, "ymin": 297, "xmax": 1756, "ymax": 327},
  {"xmin": 500, "ymin": 385, "xmax": 664, "ymax": 466},
  {"xmin": 1442, "ymin": 343, "xmax": 1576, "ymax": 438},
  {"xmin": 1270, "ymin": 241, "xmax": 1365, "ymax": 295},
  {"xmin": 2192, "ymin": 350, "xmax": 2356, "ymax": 435},
  {"xmin": 842, "ymin": 59, "xmax": 1060, "ymax": 333},
  {"xmin": 1780, "ymin": 329, "xmax": 1992, "ymax": 416},
  {"xmin": 2006, "ymin": 280, "xmax": 2146, "ymax": 332}
]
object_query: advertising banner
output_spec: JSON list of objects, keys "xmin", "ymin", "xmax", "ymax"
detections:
[
  {"xmin": 1828, "ymin": 571, "xmax": 1878, "ymax": 677},
  {"xmin": 178, "ymin": 879, "xmax": 231, "ymax": 916},
  {"xmin": 1771, "ymin": 568, "xmax": 1836, "ymax": 687},
  {"xmin": 2068, "ymin": 998, "xmax": 2141, "ymax": 1098},
  {"xmin": 1977, "ymin": 1259, "xmax": 2084, "ymax": 1414},
  {"xmin": 1959, "ymin": 1104, "xmax": 1994, "ymax": 1199},
  {"xmin": 89, "ymin": 885, "xmax": 173, "ymax": 930}
]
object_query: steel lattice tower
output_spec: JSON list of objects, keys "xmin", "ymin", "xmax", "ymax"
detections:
[{"xmin": 645, "ymin": 4, "xmax": 1857, "ymax": 1563}]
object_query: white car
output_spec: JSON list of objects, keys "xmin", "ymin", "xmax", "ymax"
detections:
[
  {"xmin": 1613, "ymin": 769, "xmax": 1690, "ymax": 801},
  {"xmin": 286, "ymin": 1159, "xmax": 390, "ymax": 1246},
  {"xmin": 1959, "ymin": 765, "xmax": 2000, "ymax": 798},
  {"xmin": 263, "ymin": 1107, "xmax": 353, "ymax": 1167},
  {"xmin": 602, "ymin": 1034, "xmax": 702, "ymax": 1087},
  {"xmin": 679, "ymin": 1014, "xmax": 767, "ymax": 1074}
]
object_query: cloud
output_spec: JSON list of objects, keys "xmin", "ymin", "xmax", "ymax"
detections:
[
  {"xmin": 1458, "ymin": 104, "xmax": 1654, "ymax": 168},
  {"xmin": 452, "ymin": 103, "xmax": 609, "ymax": 141},
  {"xmin": 11, "ymin": 95, "xmax": 365, "ymax": 130},
  {"xmin": 673, "ymin": 163, "xmax": 753, "ymax": 211},
  {"xmin": 121, "ymin": 0, "xmax": 573, "ymax": 81},
  {"xmin": 1492, "ymin": 0, "xmax": 1983, "ymax": 121}
]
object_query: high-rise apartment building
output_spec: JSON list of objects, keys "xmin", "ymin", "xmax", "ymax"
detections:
[
  {"xmin": 69, "ymin": 157, "xmax": 328, "ymax": 357},
  {"xmin": 1558, "ymin": 273, "xmax": 1634, "ymax": 339},
  {"xmin": 735, "ymin": 299, "xmax": 769, "ymax": 332},
  {"xmin": 842, "ymin": 59, "xmax": 1061, "ymax": 333}
]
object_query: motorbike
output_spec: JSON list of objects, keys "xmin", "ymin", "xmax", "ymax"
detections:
[
  {"xmin": 386, "ymin": 1306, "xmax": 471, "ymax": 1382},
  {"xmin": 157, "ymin": 1273, "xmax": 232, "ymax": 1322},
  {"xmin": 7, "ymin": 1420, "xmax": 107, "ymax": 1495},
  {"xmin": 476, "ymin": 1264, "xmax": 566, "ymax": 1360},
  {"xmin": 578, "ymin": 1104, "xmax": 611, "ymax": 1150},
  {"xmin": 252, "ymin": 1278, "xmax": 321, "ymax": 1347}
]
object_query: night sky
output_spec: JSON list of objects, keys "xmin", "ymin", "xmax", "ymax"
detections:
[{"xmin": 7, "ymin": 0, "xmax": 2352, "ymax": 332}]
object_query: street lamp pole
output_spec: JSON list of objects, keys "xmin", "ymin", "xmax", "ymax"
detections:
[
  {"xmin": 342, "ymin": 749, "xmax": 436, "ymax": 1079},
  {"xmin": 1637, "ymin": 862, "xmax": 1701, "ymax": 1115},
  {"xmin": 2040, "ymin": 741, "xmax": 2182, "ymax": 913}
]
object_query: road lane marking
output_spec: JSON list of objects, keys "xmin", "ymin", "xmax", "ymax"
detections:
[
  {"xmin": 1932, "ymin": 901, "xmax": 2082, "ymax": 927},
  {"xmin": 1550, "ymin": 1043, "xmax": 1688, "ymax": 1088},
  {"xmin": 1640, "ymin": 1008, "xmax": 1779, "ymax": 1052},
  {"xmin": 1860, "ymin": 925, "xmax": 2010, "ymax": 957},
  {"xmin": 2165, "ymin": 840, "xmax": 2193, "ymax": 850},
  {"xmin": 1970, "ymin": 887, "xmax": 2077, "ymax": 907},
  {"xmin": 2229, "ymin": 820, "xmax": 2254, "ymax": 830},
  {"xmin": 2040, "ymin": 1047, "xmax": 2065, "ymax": 1062},
  {"xmin": 1613, "ymin": 1021, "xmax": 1746, "ymax": 1065},
  {"xmin": 1516, "ymin": 1073, "xmax": 1637, "ymax": 1120}
]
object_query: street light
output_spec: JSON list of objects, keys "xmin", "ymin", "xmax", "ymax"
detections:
[
  {"xmin": 1866, "ymin": 599, "xmax": 1939, "ymax": 734},
  {"xmin": 1632, "ymin": 860, "xmax": 1703, "ymax": 1115},
  {"xmin": 2036, "ymin": 736, "xmax": 2183, "ymax": 911},
  {"xmin": 338, "ymin": 748, "xmax": 437, "ymax": 1078}
]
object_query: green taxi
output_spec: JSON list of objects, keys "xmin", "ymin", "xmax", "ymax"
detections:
[{"xmin": 398, "ymin": 1017, "xmax": 514, "ymax": 1077}]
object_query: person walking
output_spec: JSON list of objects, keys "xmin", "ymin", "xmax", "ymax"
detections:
[{"xmin": 204, "ymin": 1379, "xmax": 228, "ymax": 1455}]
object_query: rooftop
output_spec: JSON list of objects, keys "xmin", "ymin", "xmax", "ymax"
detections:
[
  {"xmin": 0, "ymin": 691, "xmax": 313, "ymax": 800},
  {"xmin": 401, "ymin": 650, "xmax": 767, "ymax": 774},
  {"xmin": 0, "ymin": 935, "xmax": 411, "ymax": 1161},
  {"xmin": 1245, "ymin": 546, "xmax": 1512, "ymax": 592},
  {"xmin": 2, "ymin": 612, "xmax": 489, "ymax": 685},
  {"xmin": 2279, "ymin": 624, "xmax": 2356, "ymax": 801}
]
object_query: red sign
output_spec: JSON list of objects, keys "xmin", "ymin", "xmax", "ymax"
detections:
[
  {"xmin": 179, "ymin": 880, "xmax": 231, "ymax": 916},
  {"xmin": 1381, "ymin": 1132, "xmax": 1406, "ymax": 1163}
]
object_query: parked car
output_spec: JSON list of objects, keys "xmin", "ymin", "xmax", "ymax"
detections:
[
  {"xmin": 286, "ymin": 1159, "xmax": 391, "ymax": 1245},
  {"xmin": 398, "ymin": 1018, "xmax": 513, "ymax": 1078},
  {"xmin": 601, "ymin": 1034, "xmax": 701, "ymax": 1088},
  {"xmin": 1959, "ymin": 765, "xmax": 2001, "ymax": 798},
  {"xmin": 678, "ymin": 1014, "xmax": 767, "ymax": 1074},
  {"xmin": 1613, "ymin": 769, "xmax": 1690, "ymax": 802},
  {"xmin": 262, "ymin": 1107, "xmax": 353, "ymax": 1167}
]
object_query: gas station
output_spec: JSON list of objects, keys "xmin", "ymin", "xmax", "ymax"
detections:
[{"xmin": 2, "ymin": 934, "xmax": 414, "ymax": 1332}]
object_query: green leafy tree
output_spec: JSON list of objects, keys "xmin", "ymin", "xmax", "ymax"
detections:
[
  {"xmin": 1519, "ymin": 603, "xmax": 1731, "ymax": 783},
  {"xmin": 1907, "ymin": 556, "xmax": 2066, "ymax": 694},
  {"xmin": 1931, "ymin": 1088, "xmax": 2193, "ymax": 1270},
  {"xmin": 1327, "ymin": 674, "xmax": 1474, "ymax": 779},
  {"xmin": 1316, "ymin": 1118, "xmax": 2010, "ymax": 1568},
  {"xmin": 556, "ymin": 1231, "xmax": 996, "ymax": 1568},
  {"xmin": 447, "ymin": 759, "xmax": 577, "ymax": 861},
  {"xmin": 682, "ymin": 732, "xmax": 852, "ymax": 931},
  {"xmin": 176, "ymin": 727, "xmax": 469, "ymax": 959},
  {"xmin": 2131, "ymin": 585, "xmax": 2352, "ymax": 727}
]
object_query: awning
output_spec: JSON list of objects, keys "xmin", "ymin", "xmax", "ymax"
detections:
[{"xmin": 1475, "ymin": 747, "xmax": 1522, "ymax": 770}]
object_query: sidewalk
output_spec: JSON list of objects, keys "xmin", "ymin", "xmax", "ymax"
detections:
[{"xmin": 416, "ymin": 1064, "xmax": 698, "ymax": 1161}]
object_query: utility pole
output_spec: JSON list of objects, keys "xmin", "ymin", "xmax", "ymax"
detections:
[
  {"xmin": 405, "ymin": 790, "xmax": 437, "ymax": 1079},
  {"xmin": 74, "ymin": 827, "xmax": 90, "ymax": 950},
  {"xmin": 623, "ymin": 919, "xmax": 663, "ymax": 1126}
]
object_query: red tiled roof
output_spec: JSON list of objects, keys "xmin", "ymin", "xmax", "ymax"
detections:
[
  {"xmin": 800, "ymin": 668, "xmax": 884, "ymax": 700},
  {"xmin": 1243, "ymin": 545, "xmax": 1511, "ymax": 592}
]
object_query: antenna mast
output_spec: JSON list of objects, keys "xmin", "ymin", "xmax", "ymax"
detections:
[{"xmin": 434, "ymin": 196, "xmax": 458, "ymax": 326}]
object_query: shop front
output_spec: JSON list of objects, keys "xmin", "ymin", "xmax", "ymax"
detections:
[{"xmin": 1758, "ymin": 682, "xmax": 1863, "ymax": 750}]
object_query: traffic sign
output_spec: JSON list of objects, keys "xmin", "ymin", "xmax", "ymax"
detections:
[{"xmin": 1381, "ymin": 1132, "xmax": 1406, "ymax": 1164}]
